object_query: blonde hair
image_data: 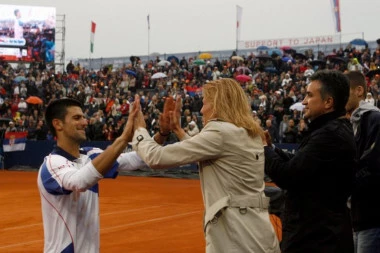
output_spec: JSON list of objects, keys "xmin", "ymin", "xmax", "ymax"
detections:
[{"xmin": 203, "ymin": 78, "xmax": 263, "ymax": 139}]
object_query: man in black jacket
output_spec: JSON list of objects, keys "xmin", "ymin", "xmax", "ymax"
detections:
[
  {"xmin": 264, "ymin": 70, "xmax": 355, "ymax": 253},
  {"xmin": 345, "ymin": 71, "xmax": 380, "ymax": 253}
]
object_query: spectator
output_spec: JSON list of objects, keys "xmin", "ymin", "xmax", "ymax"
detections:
[
  {"xmin": 184, "ymin": 121, "xmax": 199, "ymax": 136},
  {"xmin": 264, "ymin": 118, "xmax": 279, "ymax": 144},
  {"xmin": 345, "ymin": 71, "xmax": 380, "ymax": 253},
  {"xmin": 5, "ymin": 121, "xmax": 17, "ymax": 132},
  {"xmin": 264, "ymin": 70, "xmax": 355, "ymax": 252},
  {"xmin": 365, "ymin": 92, "xmax": 375, "ymax": 105}
]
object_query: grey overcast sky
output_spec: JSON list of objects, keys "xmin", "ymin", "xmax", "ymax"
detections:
[{"xmin": 0, "ymin": 0, "xmax": 379, "ymax": 61}]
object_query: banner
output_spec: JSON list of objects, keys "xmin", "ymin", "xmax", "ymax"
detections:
[
  {"xmin": 331, "ymin": 0, "xmax": 341, "ymax": 32},
  {"xmin": 238, "ymin": 34, "xmax": 340, "ymax": 50},
  {"xmin": 90, "ymin": 21, "xmax": 96, "ymax": 53},
  {"xmin": 3, "ymin": 131, "xmax": 27, "ymax": 152},
  {"xmin": 147, "ymin": 14, "xmax": 150, "ymax": 30},
  {"xmin": 236, "ymin": 5, "xmax": 243, "ymax": 42}
]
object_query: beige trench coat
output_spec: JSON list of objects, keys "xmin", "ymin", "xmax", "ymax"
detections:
[{"xmin": 132, "ymin": 120, "xmax": 280, "ymax": 253}]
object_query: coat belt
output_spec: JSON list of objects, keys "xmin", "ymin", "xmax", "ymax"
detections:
[{"xmin": 204, "ymin": 194, "xmax": 270, "ymax": 230}]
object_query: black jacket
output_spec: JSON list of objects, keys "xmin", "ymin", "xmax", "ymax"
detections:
[
  {"xmin": 351, "ymin": 109, "xmax": 380, "ymax": 231},
  {"xmin": 265, "ymin": 111, "xmax": 355, "ymax": 253}
]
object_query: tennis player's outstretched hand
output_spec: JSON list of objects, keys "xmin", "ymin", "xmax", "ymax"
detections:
[{"xmin": 131, "ymin": 95, "xmax": 146, "ymax": 131}]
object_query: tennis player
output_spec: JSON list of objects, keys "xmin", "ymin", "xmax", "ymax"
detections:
[{"xmin": 37, "ymin": 98, "xmax": 144, "ymax": 253}]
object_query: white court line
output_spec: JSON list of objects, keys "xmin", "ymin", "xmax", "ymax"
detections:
[
  {"xmin": 0, "ymin": 205, "xmax": 169, "ymax": 232},
  {"xmin": 0, "ymin": 223, "xmax": 41, "ymax": 232},
  {"xmin": 0, "ymin": 239, "xmax": 43, "ymax": 249},
  {"xmin": 0, "ymin": 205, "xmax": 201, "ymax": 249},
  {"xmin": 101, "ymin": 205, "xmax": 166, "ymax": 216},
  {"xmin": 101, "ymin": 210, "xmax": 202, "ymax": 232}
]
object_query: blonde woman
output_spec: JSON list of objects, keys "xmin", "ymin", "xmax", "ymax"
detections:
[{"xmin": 131, "ymin": 78, "xmax": 280, "ymax": 253}]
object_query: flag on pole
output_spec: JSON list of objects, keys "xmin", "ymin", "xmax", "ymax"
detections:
[
  {"xmin": 236, "ymin": 5, "xmax": 243, "ymax": 41},
  {"xmin": 3, "ymin": 131, "xmax": 27, "ymax": 152},
  {"xmin": 331, "ymin": 0, "xmax": 341, "ymax": 32},
  {"xmin": 90, "ymin": 21, "xmax": 96, "ymax": 53},
  {"xmin": 147, "ymin": 14, "xmax": 150, "ymax": 30}
]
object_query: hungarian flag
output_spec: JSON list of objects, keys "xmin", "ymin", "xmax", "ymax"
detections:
[
  {"xmin": 90, "ymin": 21, "xmax": 96, "ymax": 53},
  {"xmin": 3, "ymin": 131, "xmax": 27, "ymax": 152},
  {"xmin": 236, "ymin": 5, "xmax": 243, "ymax": 41}
]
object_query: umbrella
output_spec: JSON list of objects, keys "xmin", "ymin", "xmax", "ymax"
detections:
[
  {"xmin": 235, "ymin": 74, "xmax": 252, "ymax": 83},
  {"xmin": 14, "ymin": 76, "xmax": 28, "ymax": 83},
  {"xmin": 349, "ymin": 38, "xmax": 368, "ymax": 47},
  {"xmin": 125, "ymin": 70, "xmax": 137, "ymax": 77},
  {"xmin": 289, "ymin": 102, "xmax": 305, "ymax": 112},
  {"xmin": 256, "ymin": 54, "xmax": 273, "ymax": 61},
  {"xmin": 231, "ymin": 56, "xmax": 244, "ymax": 61},
  {"xmin": 167, "ymin": 55, "xmax": 179, "ymax": 63},
  {"xmin": 257, "ymin": 46, "xmax": 269, "ymax": 51},
  {"xmin": 269, "ymin": 49, "xmax": 283, "ymax": 57},
  {"xmin": 280, "ymin": 46, "xmax": 296, "ymax": 54},
  {"xmin": 329, "ymin": 57, "xmax": 347, "ymax": 64},
  {"xmin": 151, "ymin": 72, "xmax": 167, "ymax": 79},
  {"xmin": 192, "ymin": 59, "xmax": 206, "ymax": 66},
  {"xmin": 281, "ymin": 56, "xmax": 294, "ymax": 63},
  {"xmin": 25, "ymin": 96, "xmax": 43, "ymax": 105},
  {"xmin": 294, "ymin": 53, "xmax": 307, "ymax": 60},
  {"xmin": 198, "ymin": 53, "xmax": 213, "ymax": 60},
  {"xmin": 366, "ymin": 68, "xmax": 380, "ymax": 79},
  {"xmin": 326, "ymin": 53, "xmax": 337, "ymax": 58},
  {"xmin": 236, "ymin": 66, "xmax": 252, "ymax": 74},
  {"xmin": 264, "ymin": 67, "xmax": 278, "ymax": 74},
  {"xmin": 158, "ymin": 60, "xmax": 171, "ymax": 66},
  {"xmin": 310, "ymin": 60, "xmax": 326, "ymax": 66}
]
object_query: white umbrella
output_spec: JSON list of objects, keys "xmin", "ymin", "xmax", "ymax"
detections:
[
  {"xmin": 289, "ymin": 102, "xmax": 305, "ymax": 112},
  {"xmin": 151, "ymin": 72, "xmax": 167, "ymax": 79},
  {"xmin": 158, "ymin": 60, "xmax": 171, "ymax": 66}
]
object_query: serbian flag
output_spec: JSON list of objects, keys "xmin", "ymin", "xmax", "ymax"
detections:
[
  {"xmin": 3, "ymin": 132, "xmax": 27, "ymax": 152},
  {"xmin": 236, "ymin": 5, "xmax": 243, "ymax": 41},
  {"xmin": 90, "ymin": 21, "xmax": 96, "ymax": 53},
  {"xmin": 331, "ymin": 0, "xmax": 341, "ymax": 32}
]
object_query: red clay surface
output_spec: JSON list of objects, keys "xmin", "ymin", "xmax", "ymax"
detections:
[
  {"xmin": 0, "ymin": 170, "xmax": 281, "ymax": 252},
  {"xmin": 0, "ymin": 170, "xmax": 205, "ymax": 253}
]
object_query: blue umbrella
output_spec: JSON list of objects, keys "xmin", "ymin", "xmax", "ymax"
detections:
[
  {"xmin": 264, "ymin": 67, "xmax": 278, "ymax": 74},
  {"xmin": 281, "ymin": 56, "xmax": 294, "ymax": 63},
  {"xmin": 125, "ymin": 70, "xmax": 136, "ymax": 77},
  {"xmin": 349, "ymin": 38, "xmax": 368, "ymax": 47},
  {"xmin": 14, "ymin": 76, "xmax": 28, "ymax": 83},
  {"xmin": 269, "ymin": 49, "xmax": 283, "ymax": 57},
  {"xmin": 167, "ymin": 55, "xmax": 179, "ymax": 63},
  {"xmin": 257, "ymin": 46, "xmax": 269, "ymax": 51}
]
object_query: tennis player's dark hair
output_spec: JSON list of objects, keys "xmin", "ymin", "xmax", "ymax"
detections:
[{"xmin": 45, "ymin": 98, "xmax": 82, "ymax": 136}]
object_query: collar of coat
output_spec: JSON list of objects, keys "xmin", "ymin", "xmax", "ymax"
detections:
[{"xmin": 307, "ymin": 110, "xmax": 346, "ymax": 132}]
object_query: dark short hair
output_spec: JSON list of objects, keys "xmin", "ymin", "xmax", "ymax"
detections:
[
  {"xmin": 45, "ymin": 98, "xmax": 82, "ymax": 136},
  {"xmin": 309, "ymin": 70, "xmax": 350, "ymax": 115},
  {"xmin": 14, "ymin": 9, "xmax": 19, "ymax": 16},
  {"xmin": 344, "ymin": 71, "xmax": 367, "ymax": 94}
]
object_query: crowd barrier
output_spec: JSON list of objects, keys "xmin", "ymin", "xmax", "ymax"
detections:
[{"xmin": 2, "ymin": 140, "xmax": 299, "ymax": 171}]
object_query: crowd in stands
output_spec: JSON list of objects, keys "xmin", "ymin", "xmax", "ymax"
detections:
[{"xmin": 1, "ymin": 41, "xmax": 380, "ymax": 144}]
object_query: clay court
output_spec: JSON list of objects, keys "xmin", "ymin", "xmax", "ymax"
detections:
[
  {"xmin": 0, "ymin": 170, "xmax": 206, "ymax": 253},
  {"xmin": 0, "ymin": 170, "xmax": 281, "ymax": 252}
]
